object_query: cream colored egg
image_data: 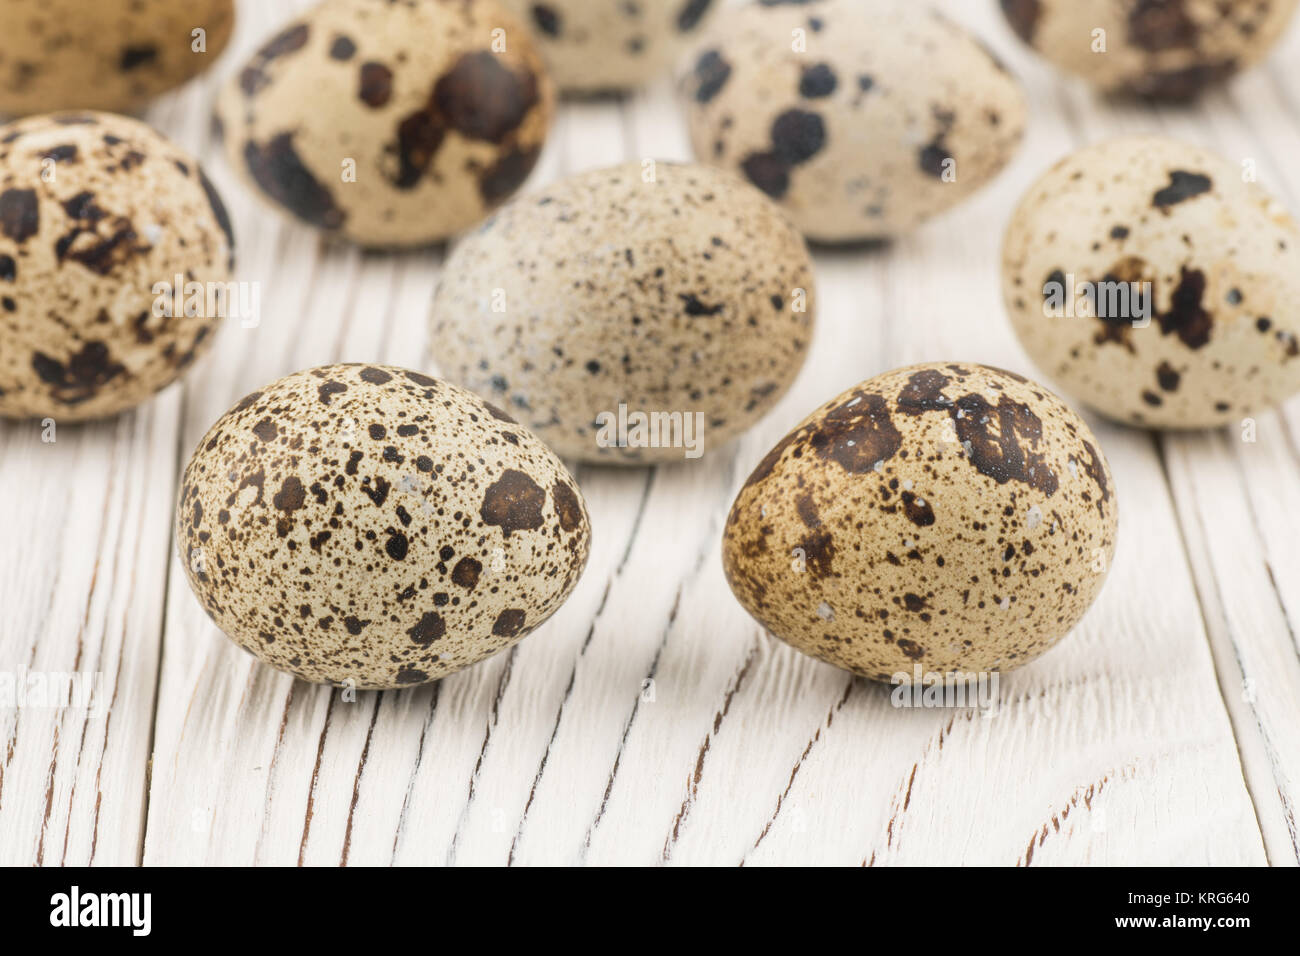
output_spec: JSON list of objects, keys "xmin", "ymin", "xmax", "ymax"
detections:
[
  {"xmin": 680, "ymin": 0, "xmax": 1026, "ymax": 241},
  {"xmin": 1003, "ymin": 135, "xmax": 1300, "ymax": 428},
  {"xmin": 214, "ymin": 0, "xmax": 554, "ymax": 247},
  {"xmin": 1000, "ymin": 0, "xmax": 1299, "ymax": 99},
  {"xmin": 176, "ymin": 364, "xmax": 592, "ymax": 689},
  {"xmin": 722, "ymin": 363, "xmax": 1118, "ymax": 680},
  {"xmin": 0, "ymin": 111, "xmax": 233, "ymax": 421},
  {"xmin": 430, "ymin": 160, "xmax": 816, "ymax": 464},
  {"xmin": 0, "ymin": 0, "xmax": 234, "ymax": 116},
  {"xmin": 501, "ymin": 0, "xmax": 720, "ymax": 93}
]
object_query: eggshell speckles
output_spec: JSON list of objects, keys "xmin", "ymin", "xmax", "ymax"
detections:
[
  {"xmin": 176, "ymin": 364, "xmax": 591, "ymax": 689},
  {"xmin": 1001, "ymin": 0, "xmax": 1299, "ymax": 100},
  {"xmin": 723, "ymin": 363, "xmax": 1118, "ymax": 680},
  {"xmin": 214, "ymin": 0, "xmax": 554, "ymax": 247},
  {"xmin": 502, "ymin": 0, "xmax": 720, "ymax": 92},
  {"xmin": 0, "ymin": 0, "xmax": 234, "ymax": 115},
  {"xmin": 681, "ymin": 0, "xmax": 1026, "ymax": 241},
  {"xmin": 1003, "ymin": 136, "xmax": 1300, "ymax": 428},
  {"xmin": 430, "ymin": 161, "xmax": 816, "ymax": 464},
  {"xmin": 0, "ymin": 111, "xmax": 233, "ymax": 421}
]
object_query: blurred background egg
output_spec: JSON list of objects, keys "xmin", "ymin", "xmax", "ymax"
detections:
[
  {"xmin": 680, "ymin": 0, "xmax": 1027, "ymax": 241},
  {"xmin": 501, "ymin": 0, "xmax": 720, "ymax": 93},
  {"xmin": 1002, "ymin": 135, "xmax": 1300, "ymax": 428},
  {"xmin": 999, "ymin": 0, "xmax": 1300, "ymax": 100},
  {"xmin": 214, "ymin": 0, "xmax": 554, "ymax": 247},
  {"xmin": 430, "ymin": 160, "xmax": 816, "ymax": 464},
  {"xmin": 0, "ymin": 0, "xmax": 234, "ymax": 115},
  {"xmin": 0, "ymin": 111, "xmax": 233, "ymax": 420}
]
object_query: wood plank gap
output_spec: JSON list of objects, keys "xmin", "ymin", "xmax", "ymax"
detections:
[
  {"xmin": 296, "ymin": 689, "xmax": 338, "ymax": 866},
  {"xmin": 339, "ymin": 692, "xmax": 383, "ymax": 866},
  {"xmin": 579, "ymin": 583, "xmax": 683, "ymax": 859},
  {"xmin": 445, "ymin": 646, "xmax": 519, "ymax": 865},
  {"xmin": 137, "ymin": 395, "xmax": 191, "ymax": 864},
  {"xmin": 745, "ymin": 676, "xmax": 855, "ymax": 864},
  {"xmin": 388, "ymin": 682, "xmax": 440, "ymax": 865},
  {"xmin": 1154, "ymin": 434, "xmax": 1282, "ymax": 863}
]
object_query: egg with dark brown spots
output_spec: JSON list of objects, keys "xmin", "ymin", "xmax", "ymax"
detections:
[
  {"xmin": 0, "ymin": 0, "xmax": 234, "ymax": 115},
  {"xmin": 213, "ymin": 0, "xmax": 554, "ymax": 247},
  {"xmin": 680, "ymin": 0, "xmax": 1026, "ymax": 241},
  {"xmin": 502, "ymin": 0, "xmax": 720, "ymax": 92},
  {"xmin": 430, "ymin": 160, "xmax": 816, "ymax": 464},
  {"xmin": 1000, "ymin": 0, "xmax": 1298, "ymax": 100},
  {"xmin": 176, "ymin": 364, "xmax": 591, "ymax": 689},
  {"xmin": 722, "ymin": 363, "xmax": 1118, "ymax": 680},
  {"xmin": 0, "ymin": 111, "xmax": 233, "ymax": 421},
  {"xmin": 1003, "ymin": 135, "xmax": 1300, "ymax": 428}
]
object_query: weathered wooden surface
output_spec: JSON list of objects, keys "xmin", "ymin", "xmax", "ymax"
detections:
[{"xmin": 1, "ymin": 0, "xmax": 1296, "ymax": 866}]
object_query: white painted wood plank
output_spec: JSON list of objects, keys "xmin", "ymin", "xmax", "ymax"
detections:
[
  {"xmin": 0, "ymin": 396, "xmax": 178, "ymax": 865},
  {"xmin": 580, "ymin": 250, "xmax": 885, "ymax": 867},
  {"xmin": 1164, "ymin": 427, "xmax": 1300, "ymax": 863},
  {"xmin": 141, "ymin": 0, "xmax": 366, "ymax": 866},
  {"xmin": 0, "ymin": 61, "xmax": 219, "ymax": 866},
  {"xmin": 1052, "ymin": 19, "xmax": 1300, "ymax": 864},
  {"xmin": 143, "ymin": 247, "xmax": 443, "ymax": 865},
  {"xmin": 1053, "ymin": 0, "xmax": 1300, "ymax": 857},
  {"xmin": 393, "ymin": 95, "xmax": 641, "ymax": 866}
]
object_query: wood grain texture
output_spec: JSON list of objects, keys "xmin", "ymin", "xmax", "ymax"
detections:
[{"xmin": 1, "ymin": 0, "xmax": 1296, "ymax": 866}]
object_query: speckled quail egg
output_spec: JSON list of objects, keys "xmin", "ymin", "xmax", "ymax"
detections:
[
  {"xmin": 0, "ymin": 0, "xmax": 234, "ymax": 116},
  {"xmin": 1003, "ymin": 135, "xmax": 1300, "ymax": 429},
  {"xmin": 0, "ymin": 111, "xmax": 233, "ymax": 421},
  {"xmin": 430, "ymin": 160, "xmax": 816, "ymax": 464},
  {"xmin": 176, "ymin": 364, "xmax": 592, "ymax": 689},
  {"xmin": 723, "ymin": 363, "xmax": 1118, "ymax": 680},
  {"xmin": 502, "ymin": 0, "xmax": 720, "ymax": 93},
  {"xmin": 1000, "ymin": 0, "xmax": 1299, "ymax": 100},
  {"xmin": 213, "ymin": 0, "xmax": 554, "ymax": 248},
  {"xmin": 680, "ymin": 0, "xmax": 1027, "ymax": 242}
]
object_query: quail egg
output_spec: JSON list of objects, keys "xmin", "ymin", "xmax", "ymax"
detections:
[
  {"xmin": 0, "ymin": 0, "xmax": 234, "ymax": 116},
  {"xmin": 176, "ymin": 363, "xmax": 592, "ymax": 689},
  {"xmin": 722, "ymin": 363, "xmax": 1118, "ymax": 680},
  {"xmin": 502, "ymin": 0, "xmax": 720, "ymax": 93},
  {"xmin": 1000, "ymin": 0, "xmax": 1299, "ymax": 99},
  {"xmin": 1003, "ymin": 135, "xmax": 1300, "ymax": 428},
  {"xmin": 680, "ymin": 0, "xmax": 1027, "ymax": 241},
  {"xmin": 214, "ymin": 0, "xmax": 554, "ymax": 247},
  {"xmin": 0, "ymin": 111, "xmax": 233, "ymax": 421},
  {"xmin": 430, "ymin": 160, "xmax": 816, "ymax": 464}
]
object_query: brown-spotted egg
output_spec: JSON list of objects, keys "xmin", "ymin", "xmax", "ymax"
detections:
[
  {"xmin": 1000, "ymin": 0, "xmax": 1299, "ymax": 100},
  {"xmin": 214, "ymin": 0, "xmax": 554, "ymax": 247},
  {"xmin": 680, "ymin": 0, "xmax": 1027, "ymax": 241},
  {"xmin": 0, "ymin": 111, "xmax": 233, "ymax": 421},
  {"xmin": 502, "ymin": 0, "xmax": 720, "ymax": 93},
  {"xmin": 1003, "ymin": 135, "xmax": 1300, "ymax": 428},
  {"xmin": 431, "ymin": 160, "xmax": 816, "ymax": 464},
  {"xmin": 0, "ymin": 0, "xmax": 234, "ymax": 115},
  {"xmin": 722, "ymin": 363, "xmax": 1118, "ymax": 680},
  {"xmin": 176, "ymin": 364, "xmax": 591, "ymax": 689}
]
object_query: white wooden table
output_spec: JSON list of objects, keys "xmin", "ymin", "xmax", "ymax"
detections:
[{"xmin": 2, "ymin": 0, "xmax": 1298, "ymax": 867}]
